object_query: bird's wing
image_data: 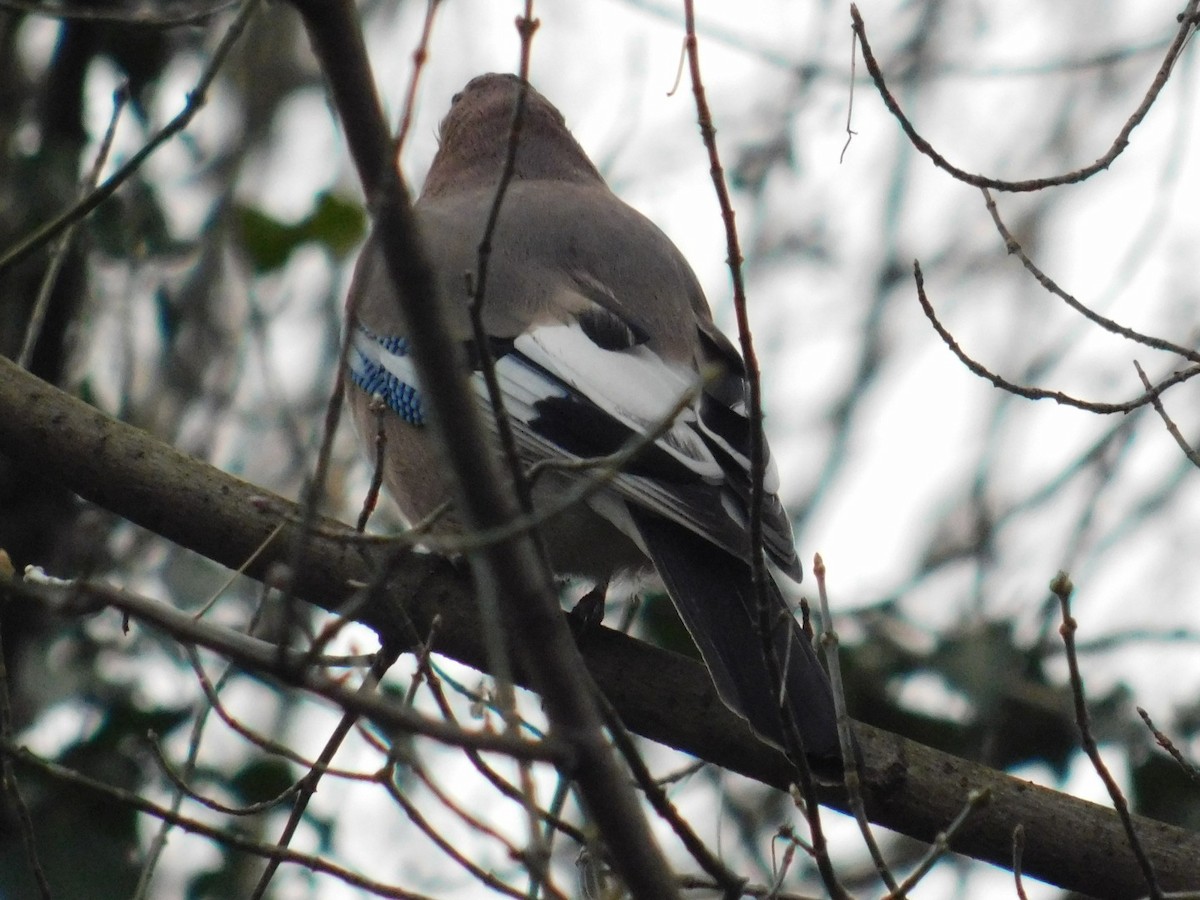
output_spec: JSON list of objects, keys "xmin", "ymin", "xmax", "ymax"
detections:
[
  {"xmin": 349, "ymin": 300, "xmax": 800, "ymax": 577},
  {"xmin": 628, "ymin": 506, "xmax": 840, "ymax": 766}
]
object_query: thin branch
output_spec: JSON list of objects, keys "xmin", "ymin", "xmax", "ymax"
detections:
[
  {"xmin": 459, "ymin": 8, "xmax": 547, "ymax": 874},
  {"xmin": 356, "ymin": 397, "xmax": 390, "ymax": 532},
  {"xmin": 402, "ymin": 618, "xmax": 439, "ymax": 707},
  {"xmin": 146, "ymin": 732, "xmax": 302, "ymax": 816},
  {"xmin": 396, "ymin": 749, "xmax": 570, "ymax": 900},
  {"xmin": 379, "ymin": 773, "xmax": 536, "ymax": 900},
  {"xmin": 681, "ymin": 0, "xmax": 767, "ymax": 695},
  {"xmin": 1051, "ymin": 571, "xmax": 1163, "ymax": 899},
  {"xmin": 391, "ymin": 0, "xmax": 441, "ymax": 158},
  {"xmin": 1134, "ymin": 360, "xmax": 1200, "ymax": 467},
  {"xmin": 467, "ymin": 9, "xmax": 544, "ymax": 533},
  {"xmin": 18, "ymin": 84, "xmax": 126, "ymax": 369},
  {"xmin": 1013, "ymin": 824, "xmax": 1029, "ymax": 900},
  {"xmin": 840, "ymin": 24, "xmax": 858, "ymax": 164},
  {"xmin": 5, "ymin": 576, "xmax": 563, "ymax": 761},
  {"xmin": 183, "ymin": 646, "xmax": 379, "ymax": 780},
  {"xmin": 849, "ymin": 2, "xmax": 1200, "ymax": 192},
  {"xmin": 0, "ymin": 0, "xmax": 264, "ymax": 275},
  {"xmin": 812, "ymin": 555, "xmax": 898, "ymax": 894},
  {"xmin": 912, "ymin": 260, "xmax": 1200, "ymax": 412},
  {"xmin": 192, "ymin": 521, "xmax": 286, "ymax": 619},
  {"xmin": 769, "ymin": 826, "xmax": 802, "ymax": 894},
  {"xmin": 135, "ymin": 590, "xmax": 282, "ymax": 898},
  {"xmin": 596, "ymin": 693, "xmax": 747, "ymax": 899},
  {"xmin": 884, "ymin": 788, "xmax": 992, "ymax": 898},
  {"xmin": 415, "ymin": 655, "xmax": 586, "ymax": 844},
  {"xmin": 1137, "ymin": 708, "xmax": 1200, "ymax": 784},
  {"xmin": 682, "ymin": 5, "xmax": 840, "ymax": 897},
  {"xmin": 249, "ymin": 645, "xmax": 400, "ymax": 899},
  {"xmin": 0, "ymin": 622, "xmax": 52, "ymax": 899},
  {"xmin": 1, "ymin": 740, "xmax": 437, "ymax": 900},
  {"xmin": 983, "ymin": 189, "xmax": 1200, "ymax": 365},
  {"xmin": 649, "ymin": 761, "xmax": 704, "ymax": 793}
]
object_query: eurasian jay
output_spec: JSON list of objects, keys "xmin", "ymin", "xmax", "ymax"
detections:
[{"xmin": 345, "ymin": 73, "xmax": 840, "ymax": 770}]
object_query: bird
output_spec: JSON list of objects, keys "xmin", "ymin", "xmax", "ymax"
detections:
[{"xmin": 344, "ymin": 73, "xmax": 841, "ymax": 772}]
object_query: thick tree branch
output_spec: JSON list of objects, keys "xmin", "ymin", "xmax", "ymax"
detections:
[{"xmin": 3, "ymin": 350, "xmax": 1200, "ymax": 897}]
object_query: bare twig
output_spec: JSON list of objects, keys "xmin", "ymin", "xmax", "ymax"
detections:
[
  {"xmin": 983, "ymin": 189, "xmax": 1200, "ymax": 365},
  {"xmin": 597, "ymin": 693, "xmax": 747, "ymax": 899},
  {"xmin": 1013, "ymin": 824, "xmax": 1028, "ymax": 900},
  {"xmin": 682, "ymin": 5, "xmax": 838, "ymax": 894},
  {"xmin": 0, "ymin": 622, "xmax": 52, "ymax": 899},
  {"xmin": 467, "ymin": 5, "xmax": 544, "ymax": 530},
  {"xmin": 840, "ymin": 24, "xmax": 858, "ymax": 164},
  {"xmin": 655, "ymin": 759, "xmax": 705, "ymax": 788},
  {"xmin": 885, "ymin": 788, "xmax": 992, "ymax": 897},
  {"xmin": 250, "ymin": 646, "xmax": 400, "ymax": 899},
  {"xmin": 411, "ymin": 758, "xmax": 569, "ymax": 897},
  {"xmin": 1134, "ymin": 361, "xmax": 1200, "ymax": 467},
  {"xmin": 146, "ymin": 732, "xmax": 302, "ymax": 816},
  {"xmin": 380, "ymin": 771, "xmax": 543, "ymax": 900},
  {"xmin": 680, "ymin": 0, "xmax": 765, "ymax": 701},
  {"xmin": 136, "ymin": 591, "xmax": 284, "ymax": 898},
  {"xmin": 402, "ymin": 618, "xmax": 439, "ymax": 707},
  {"xmin": 356, "ymin": 397, "xmax": 390, "ymax": 532},
  {"xmin": 0, "ymin": 0, "xmax": 264, "ymax": 275},
  {"xmin": 184, "ymin": 646, "xmax": 378, "ymax": 779},
  {"xmin": 192, "ymin": 520, "xmax": 286, "ymax": 618},
  {"xmin": 770, "ymin": 826, "xmax": 802, "ymax": 892},
  {"xmin": 457, "ymin": 8, "xmax": 549, "ymax": 876},
  {"xmin": 813, "ymin": 555, "xmax": 898, "ymax": 894},
  {"xmin": 414, "ymin": 656, "xmax": 586, "ymax": 844},
  {"xmin": 850, "ymin": 2, "xmax": 1200, "ymax": 192},
  {"xmin": 1, "ymin": 740, "xmax": 437, "ymax": 900},
  {"xmin": 912, "ymin": 260, "xmax": 1200, "ymax": 412},
  {"xmin": 391, "ymin": 0, "xmax": 441, "ymax": 158},
  {"xmin": 1052, "ymin": 571, "xmax": 1163, "ymax": 899},
  {"xmin": 19, "ymin": 85, "xmax": 126, "ymax": 369},
  {"xmin": 6, "ymin": 576, "xmax": 562, "ymax": 760},
  {"xmin": 1137, "ymin": 707, "xmax": 1200, "ymax": 783}
]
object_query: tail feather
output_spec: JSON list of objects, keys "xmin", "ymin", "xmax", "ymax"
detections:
[{"xmin": 628, "ymin": 507, "xmax": 841, "ymax": 769}]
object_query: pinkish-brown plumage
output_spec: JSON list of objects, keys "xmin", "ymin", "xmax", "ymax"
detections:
[{"xmin": 345, "ymin": 74, "xmax": 840, "ymax": 769}]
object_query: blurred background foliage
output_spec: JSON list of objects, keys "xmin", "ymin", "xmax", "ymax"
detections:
[{"xmin": 2, "ymin": 0, "xmax": 1199, "ymax": 897}]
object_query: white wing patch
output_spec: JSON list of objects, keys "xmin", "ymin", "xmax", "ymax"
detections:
[{"xmin": 512, "ymin": 322, "xmax": 723, "ymax": 481}]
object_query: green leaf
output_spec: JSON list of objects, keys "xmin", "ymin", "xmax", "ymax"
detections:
[
  {"xmin": 302, "ymin": 192, "xmax": 367, "ymax": 259},
  {"xmin": 237, "ymin": 193, "xmax": 366, "ymax": 273},
  {"xmin": 236, "ymin": 206, "xmax": 299, "ymax": 273}
]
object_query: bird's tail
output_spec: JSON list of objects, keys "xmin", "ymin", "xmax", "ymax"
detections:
[{"xmin": 628, "ymin": 508, "xmax": 842, "ymax": 775}]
